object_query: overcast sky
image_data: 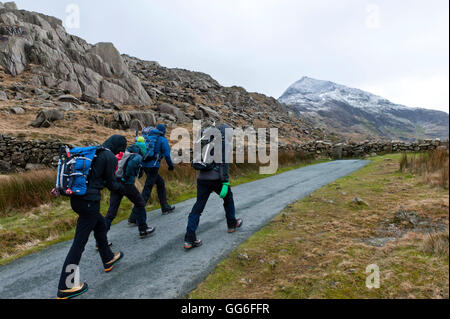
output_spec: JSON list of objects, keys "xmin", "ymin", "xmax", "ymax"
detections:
[{"xmin": 15, "ymin": 0, "xmax": 449, "ymax": 113}]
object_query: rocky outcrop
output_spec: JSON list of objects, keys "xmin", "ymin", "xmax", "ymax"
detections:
[{"xmin": 0, "ymin": 3, "xmax": 151, "ymax": 106}]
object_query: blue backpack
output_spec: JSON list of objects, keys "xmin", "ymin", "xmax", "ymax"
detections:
[
  {"xmin": 142, "ymin": 127, "xmax": 161, "ymax": 162},
  {"xmin": 56, "ymin": 146, "xmax": 102, "ymax": 196}
]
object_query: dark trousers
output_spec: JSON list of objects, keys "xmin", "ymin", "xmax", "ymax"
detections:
[
  {"xmin": 58, "ymin": 197, "xmax": 114, "ymax": 290},
  {"xmin": 185, "ymin": 179, "xmax": 237, "ymax": 242},
  {"xmin": 105, "ymin": 184, "xmax": 147, "ymax": 231},
  {"xmin": 129, "ymin": 167, "xmax": 167, "ymax": 222}
]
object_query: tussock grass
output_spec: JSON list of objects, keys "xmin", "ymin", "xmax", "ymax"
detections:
[
  {"xmin": 0, "ymin": 170, "xmax": 57, "ymax": 216},
  {"xmin": 400, "ymin": 148, "xmax": 449, "ymax": 189},
  {"xmin": 422, "ymin": 232, "xmax": 449, "ymax": 257}
]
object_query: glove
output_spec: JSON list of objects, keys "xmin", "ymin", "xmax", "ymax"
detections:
[
  {"xmin": 168, "ymin": 165, "xmax": 174, "ymax": 171},
  {"xmin": 219, "ymin": 182, "xmax": 230, "ymax": 199}
]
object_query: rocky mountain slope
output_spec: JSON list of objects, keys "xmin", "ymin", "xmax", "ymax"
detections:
[
  {"xmin": 0, "ymin": 2, "xmax": 324, "ymax": 147},
  {"xmin": 279, "ymin": 77, "xmax": 449, "ymax": 142}
]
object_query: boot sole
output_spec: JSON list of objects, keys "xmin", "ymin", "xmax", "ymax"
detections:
[
  {"xmin": 57, "ymin": 286, "xmax": 89, "ymax": 299},
  {"xmin": 140, "ymin": 231, "xmax": 156, "ymax": 239},
  {"xmin": 104, "ymin": 253, "xmax": 124, "ymax": 273},
  {"xmin": 162, "ymin": 209, "xmax": 176, "ymax": 216},
  {"xmin": 228, "ymin": 219, "xmax": 244, "ymax": 233},
  {"xmin": 184, "ymin": 242, "xmax": 203, "ymax": 250}
]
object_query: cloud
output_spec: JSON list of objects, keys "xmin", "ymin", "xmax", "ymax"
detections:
[
  {"xmin": 14, "ymin": 0, "xmax": 450, "ymax": 112},
  {"xmin": 361, "ymin": 70, "xmax": 449, "ymax": 113}
]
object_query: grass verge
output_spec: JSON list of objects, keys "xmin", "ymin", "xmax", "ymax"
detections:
[
  {"xmin": 189, "ymin": 154, "xmax": 449, "ymax": 299},
  {"xmin": 0, "ymin": 153, "xmax": 327, "ymax": 266}
]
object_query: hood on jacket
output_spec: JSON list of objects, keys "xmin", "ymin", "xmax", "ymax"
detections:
[
  {"xmin": 156, "ymin": 124, "xmax": 167, "ymax": 135},
  {"xmin": 128, "ymin": 144, "xmax": 143, "ymax": 156},
  {"xmin": 103, "ymin": 135, "xmax": 127, "ymax": 155}
]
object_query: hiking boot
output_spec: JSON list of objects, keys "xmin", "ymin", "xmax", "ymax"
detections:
[
  {"xmin": 57, "ymin": 282, "xmax": 89, "ymax": 299},
  {"xmin": 104, "ymin": 252, "xmax": 124, "ymax": 273},
  {"xmin": 161, "ymin": 204, "xmax": 176, "ymax": 215},
  {"xmin": 139, "ymin": 226, "xmax": 156, "ymax": 238},
  {"xmin": 184, "ymin": 239, "xmax": 203, "ymax": 250},
  {"xmin": 228, "ymin": 218, "xmax": 243, "ymax": 234},
  {"xmin": 95, "ymin": 241, "xmax": 112, "ymax": 251}
]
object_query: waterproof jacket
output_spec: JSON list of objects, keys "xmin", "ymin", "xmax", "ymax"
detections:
[
  {"xmin": 142, "ymin": 128, "xmax": 174, "ymax": 169},
  {"xmin": 122, "ymin": 145, "xmax": 143, "ymax": 185},
  {"xmin": 83, "ymin": 135, "xmax": 127, "ymax": 201},
  {"xmin": 198, "ymin": 124, "xmax": 232, "ymax": 183}
]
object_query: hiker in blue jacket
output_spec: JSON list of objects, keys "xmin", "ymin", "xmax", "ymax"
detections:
[
  {"xmin": 105, "ymin": 144, "xmax": 156, "ymax": 239},
  {"xmin": 129, "ymin": 124, "xmax": 176, "ymax": 223}
]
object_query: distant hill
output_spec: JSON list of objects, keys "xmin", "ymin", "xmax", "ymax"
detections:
[{"xmin": 279, "ymin": 76, "xmax": 449, "ymax": 141}]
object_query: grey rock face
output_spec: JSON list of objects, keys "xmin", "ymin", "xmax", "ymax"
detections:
[
  {"xmin": 4, "ymin": 2, "xmax": 18, "ymax": 10},
  {"xmin": 158, "ymin": 103, "xmax": 188, "ymax": 123},
  {"xmin": 0, "ymin": 6, "xmax": 151, "ymax": 106}
]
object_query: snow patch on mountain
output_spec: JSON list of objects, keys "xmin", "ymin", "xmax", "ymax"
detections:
[{"xmin": 279, "ymin": 76, "xmax": 412, "ymax": 113}]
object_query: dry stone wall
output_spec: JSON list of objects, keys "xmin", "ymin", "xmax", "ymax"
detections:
[{"xmin": 0, "ymin": 133, "xmax": 447, "ymax": 173}]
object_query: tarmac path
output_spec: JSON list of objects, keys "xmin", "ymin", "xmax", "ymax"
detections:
[{"xmin": 0, "ymin": 160, "xmax": 368, "ymax": 299}]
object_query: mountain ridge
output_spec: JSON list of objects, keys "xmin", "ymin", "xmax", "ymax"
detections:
[{"xmin": 279, "ymin": 76, "xmax": 449, "ymax": 142}]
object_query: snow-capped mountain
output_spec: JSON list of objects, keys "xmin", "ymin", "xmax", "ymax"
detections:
[{"xmin": 279, "ymin": 77, "xmax": 449, "ymax": 141}]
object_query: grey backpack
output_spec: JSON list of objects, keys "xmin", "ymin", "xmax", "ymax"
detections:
[{"xmin": 116, "ymin": 152, "xmax": 134, "ymax": 179}]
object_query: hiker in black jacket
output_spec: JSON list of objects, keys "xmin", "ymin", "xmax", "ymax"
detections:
[
  {"xmin": 184, "ymin": 124, "xmax": 243, "ymax": 250},
  {"xmin": 57, "ymin": 135, "xmax": 127, "ymax": 299},
  {"xmin": 104, "ymin": 144, "xmax": 156, "ymax": 238}
]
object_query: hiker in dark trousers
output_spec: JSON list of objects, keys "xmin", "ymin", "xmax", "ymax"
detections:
[
  {"xmin": 57, "ymin": 135, "xmax": 127, "ymax": 299},
  {"xmin": 129, "ymin": 124, "xmax": 175, "ymax": 223},
  {"xmin": 184, "ymin": 123, "xmax": 243, "ymax": 250},
  {"xmin": 105, "ymin": 144, "xmax": 156, "ymax": 238}
]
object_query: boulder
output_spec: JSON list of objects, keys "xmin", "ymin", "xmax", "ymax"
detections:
[
  {"xmin": 30, "ymin": 109, "xmax": 64, "ymax": 128},
  {"xmin": 110, "ymin": 111, "xmax": 156, "ymax": 130},
  {"xmin": 56, "ymin": 94, "xmax": 81, "ymax": 104},
  {"xmin": 4, "ymin": 2, "xmax": 18, "ymax": 10},
  {"xmin": 100, "ymin": 80, "xmax": 129, "ymax": 105},
  {"xmin": 197, "ymin": 105, "xmax": 220, "ymax": 119},
  {"xmin": 10, "ymin": 106, "xmax": 24, "ymax": 114},
  {"xmin": 80, "ymin": 93, "xmax": 99, "ymax": 104},
  {"xmin": 89, "ymin": 42, "xmax": 128, "ymax": 77},
  {"xmin": 158, "ymin": 103, "xmax": 188, "ymax": 123}
]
